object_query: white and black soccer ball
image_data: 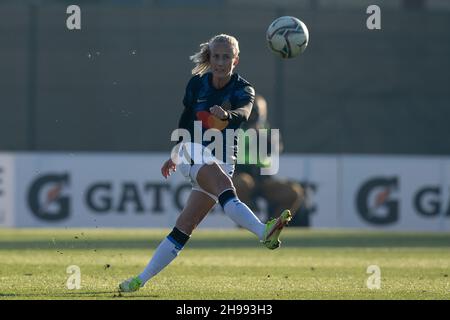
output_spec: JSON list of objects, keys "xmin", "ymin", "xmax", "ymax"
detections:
[{"xmin": 266, "ymin": 16, "xmax": 309, "ymax": 58}]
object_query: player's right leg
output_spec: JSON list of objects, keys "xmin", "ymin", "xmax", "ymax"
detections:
[
  {"xmin": 119, "ymin": 190, "xmax": 215, "ymax": 292},
  {"xmin": 196, "ymin": 163, "xmax": 267, "ymax": 241},
  {"xmin": 262, "ymin": 209, "xmax": 292, "ymax": 250},
  {"xmin": 196, "ymin": 163, "xmax": 292, "ymax": 249}
]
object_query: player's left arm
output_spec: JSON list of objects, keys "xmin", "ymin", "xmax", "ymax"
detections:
[{"xmin": 225, "ymin": 85, "xmax": 256, "ymax": 126}]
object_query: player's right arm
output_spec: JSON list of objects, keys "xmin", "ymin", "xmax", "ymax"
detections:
[{"xmin": 162, "ymin": 76, "xmax": 199, "ymax": 179}]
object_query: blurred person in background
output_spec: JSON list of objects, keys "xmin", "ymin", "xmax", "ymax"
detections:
[
  {"xmin": 232, "ymin": 94, "xmax": 305, "ymax": 223},
  {"xmin": 119, "ymin": 34, "xmax": 292, "ymax": 293}
]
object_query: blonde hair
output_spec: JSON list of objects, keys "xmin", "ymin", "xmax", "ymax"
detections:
[{"xmin": 190, "ymin": 34, "xmax": 240, "ymax": 76}]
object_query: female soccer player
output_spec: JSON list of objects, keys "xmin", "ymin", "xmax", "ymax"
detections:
[{"xmin": 119, "ymin": 34, "xmax": 292, "ymax": 292}]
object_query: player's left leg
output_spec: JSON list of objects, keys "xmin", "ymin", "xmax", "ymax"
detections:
[{"xmin": 119, "ymin": 190, "xmax": 215, "ymax": 292}]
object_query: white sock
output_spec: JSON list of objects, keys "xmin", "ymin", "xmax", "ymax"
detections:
[
  {"xmin": 220, "ymin": 189, "xmax": 266, "ymax": 240},
  {"xmin": 137, "ymin": 232, "xmax": 187, "ymax": 285}
]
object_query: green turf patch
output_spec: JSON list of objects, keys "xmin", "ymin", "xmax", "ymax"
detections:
[{"xmin": 0, "ymin": 229, "xmax": 449, "ymax": 299}]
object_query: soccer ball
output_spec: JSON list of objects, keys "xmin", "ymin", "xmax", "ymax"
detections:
[{"xmin": 266, "ymin": 16, "xmax": 309, "ymax": 58}]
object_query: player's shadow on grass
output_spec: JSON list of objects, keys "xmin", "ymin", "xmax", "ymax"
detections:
[
  {"xmin": 64, "ymin": 291, "xmax": 160, "ymax": 299},
  {"xmin": 0, "ymin": 291, "xmax": 160, "ymax": 299}
]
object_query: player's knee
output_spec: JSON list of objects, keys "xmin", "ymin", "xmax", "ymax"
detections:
[
  {"xmin": 291, "ymin": 183, "xmax": 305, "ymax": 203},
  {"xmin": 287, "ymin": 186, "xmax": 298, "ymax": 200},
  {"xmin": 285, "ymin": 182, "xmax": 305, "ymax": 212},
  {"xmin": 240, "ymin": 173, "xmax": 256, "ymax": 189},
  {"xmin": 273, "ymin": 182, "xmax": 302, "ymax": 208},
  {"xmin": 233, "ymin": 173, "xmax": 255, "ymax": 192}
]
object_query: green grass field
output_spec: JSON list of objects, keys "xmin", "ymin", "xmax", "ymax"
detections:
[{"xmin": 0, "ymin": 228, "xmax": 449, "ymax": 300}]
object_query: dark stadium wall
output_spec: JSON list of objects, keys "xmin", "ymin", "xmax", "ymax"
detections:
[{"xmin": 0, "ymin": 3, "xmax": 449, "ymax": 154}]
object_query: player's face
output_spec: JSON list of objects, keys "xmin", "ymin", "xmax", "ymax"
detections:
[{"xmin": 209, "ymin": 42, "xmax": 239, "ymax": 80}]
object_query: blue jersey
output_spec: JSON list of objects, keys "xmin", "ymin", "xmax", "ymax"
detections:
[{"xmin": 179, "ymin": 72, "xmax": 255, "ymax": 163}]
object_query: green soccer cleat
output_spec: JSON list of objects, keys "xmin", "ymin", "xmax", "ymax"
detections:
[
  {"xmin": 119, "ymin": 276, "xmax": 142, "ymax": 293},
  {"xmin": 262, "ymin": 209, "xmax": 292, "ymax": 250}
]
